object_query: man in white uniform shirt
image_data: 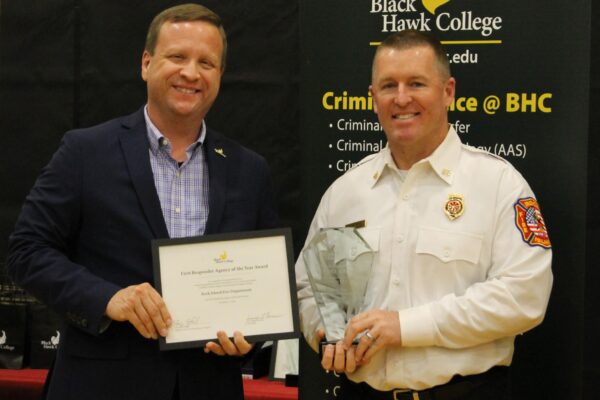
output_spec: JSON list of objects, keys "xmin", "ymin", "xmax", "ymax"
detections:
[{"xmin": 295, "ymin": 30, "xmax": 552, "ymax": 400}]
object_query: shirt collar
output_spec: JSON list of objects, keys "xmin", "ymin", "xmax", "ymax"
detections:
[
  {"xmin": 423, "ymin": 126, "xmax": 461, "ymax": 185},
  {"xmin": 143, "ymin": 105, "xmax": 206, "ymax": 155},
  {"xmin": 369, "ymin": 125, "xmax": 461, "ymax": 187}
]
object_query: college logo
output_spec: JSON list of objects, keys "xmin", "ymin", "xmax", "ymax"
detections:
[
  {"xmin": 422, "ymin": 0, "xmax": 450, "ymax": 14},
  {"xmin": 214, "ymin": 251, "xmax": 233, "ymax": 264},
  {"xmin": 40, "ymin": 331, "xmax": 60, "ymax": 350},
  {"xmin": 0, "ymin": 330, "xmax": 15, "ymax": 351},
  {"xmin": 514, "ymin": 197, "xmax": 551, "ymax": 248}
]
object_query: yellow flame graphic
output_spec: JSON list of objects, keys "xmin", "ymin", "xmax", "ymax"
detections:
[
  {"xmin": 219, "ymin": 251, "xmax": 227, "ymax": 261},
  {"xmin": 422, "ymin": 0, "xmax": 450, "ymax": 14}
]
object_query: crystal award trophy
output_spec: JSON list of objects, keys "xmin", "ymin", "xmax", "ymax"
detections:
[{"xmin": 301, "ymin": 227, "xmax": 374, "ymax": 353}]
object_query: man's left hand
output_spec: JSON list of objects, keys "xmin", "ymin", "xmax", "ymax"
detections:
[
  {"xmin": 204, "ymin": 330, "xmax": 254, "ymax": 356},
  {"xmin": 343, "ymin": 309, "xmax": 401, "ymax": 363}
]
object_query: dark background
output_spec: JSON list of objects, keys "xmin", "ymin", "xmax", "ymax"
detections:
[{"xmin": 0, "ymin": 1, "xmax": 598, "ymax": 399}]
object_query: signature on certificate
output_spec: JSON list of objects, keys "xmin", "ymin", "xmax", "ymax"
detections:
[
  {"xmin": 173, "ymin": 316, "xmax": 210, "ymax": 330},
  {"xmin": 245, "ymin": 312, "xmax": 284, "ymax": 325}
]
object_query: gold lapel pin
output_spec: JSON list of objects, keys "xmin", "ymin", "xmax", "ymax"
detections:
[{"xmin": 214, "ymin": 148, "xmax": 226, "ymax": 158}]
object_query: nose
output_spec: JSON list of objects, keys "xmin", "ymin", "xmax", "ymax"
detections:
[
  {"xmin": 394, "ymin": 85, "xmax": 412, "ymax": 107},
  {"xmin": 180, "ymin": 60, "xmax": 200, "ymax": 81}
]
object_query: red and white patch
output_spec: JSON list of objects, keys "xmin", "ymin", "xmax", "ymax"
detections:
[{"xmin": 514, "ymin": 197, "xmax": 551, "ymax": 248}]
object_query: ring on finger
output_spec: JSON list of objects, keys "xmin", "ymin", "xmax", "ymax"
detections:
[{"xmin": 365, "ymin": 330, "xmax": 375, "ymax": 341}]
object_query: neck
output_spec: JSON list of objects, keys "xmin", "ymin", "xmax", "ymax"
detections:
[
  {"xmin": 147, "ymin": 108, "xmax": 204, "ymax": 162},
  {"xmin": 389, "ymin": 128, "xmax": 448, "ymax": 170}
]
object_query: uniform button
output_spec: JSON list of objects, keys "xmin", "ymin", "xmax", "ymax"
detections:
[
  {"xmin": 392, "ymin": 278, "xmax": 401, "ymax": 286},
  {"xmin": 175, "ymin": 207, "xmax": 181, "ymax": 213},
  {"xmin": 402, "ymin": 194, "xmax": 409, "ymax": 200},
  {"xmin": 396, "ymin": 234, "xmax": 405, "ymax": 242},
  {"xmin": 443, "ymin": 249, "xmax": 451, "ymax": 258}
]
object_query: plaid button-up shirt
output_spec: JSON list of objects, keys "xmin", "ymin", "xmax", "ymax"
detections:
[{"xmin": 144, "ymin": 107, "xmax": 209, "ymax": 238}]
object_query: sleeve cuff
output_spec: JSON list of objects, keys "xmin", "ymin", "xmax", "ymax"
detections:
[{"xmin": 399, "ymin": 304, "xmax": 436, "ymax": 347}]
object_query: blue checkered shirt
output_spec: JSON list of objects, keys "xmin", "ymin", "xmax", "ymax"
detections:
[{"xmin": 144, "ymin": 107, "xmax": 209, "ymax": 238}]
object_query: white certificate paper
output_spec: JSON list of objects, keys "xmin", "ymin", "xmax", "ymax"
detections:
[{"xmin": 152, "ymin": 228, "xmax": 299, "ymax": 351}]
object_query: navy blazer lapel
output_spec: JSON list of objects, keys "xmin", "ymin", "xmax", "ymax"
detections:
[
  {"xmin": 118, "ymin": 109, "xmax": 169, "ymax": 239},
  {"xmin": 204, "ymin": 128, "xmax": 228, "ymax": 234}
]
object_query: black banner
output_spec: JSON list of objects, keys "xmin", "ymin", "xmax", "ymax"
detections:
[{"xmin": 299, "ymin": 1, "xmax": 590, "ymax": 399}]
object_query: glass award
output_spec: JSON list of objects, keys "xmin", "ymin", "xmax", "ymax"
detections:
[{"xmin": 301, "ymin": 227, "xmax": 374, "ymax": 353}]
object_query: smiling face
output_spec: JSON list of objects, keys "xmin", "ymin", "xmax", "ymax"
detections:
[
  {"xmin": 370, "ymin": 45, "xmax": 455, "ymax": 165},
  {"xmin": 141, "ymin": 20, "xmax": 224, "ymax": 128}
]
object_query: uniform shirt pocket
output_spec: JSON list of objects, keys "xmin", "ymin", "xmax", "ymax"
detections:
[{"xmin": 416, "ymin": 227, "xmax": 483, "ymax": 264}]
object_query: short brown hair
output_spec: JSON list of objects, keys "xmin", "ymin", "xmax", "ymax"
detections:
[
  {"xmin": 145, "ymin": 3, "xmax": 228, "ymax": 68},
  {"xmin": 374, "ymin": 30, "xmax": 450, "ymax": 79}
]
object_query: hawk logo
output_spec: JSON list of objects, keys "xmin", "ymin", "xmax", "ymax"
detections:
[
  {"xmin": 0, "ymin": 330, "xmax": 6, "ymax": 345},
  {"xmin": 41, "ymin": 331, "xmax": 61, "ymax": 350},
  {"xmin": 514, "ymin": 197, "xmax": 551, "ymax": 248},
  {"xmin": 422, "ymin": 0, "xmax": 450, "ymax": 14}
]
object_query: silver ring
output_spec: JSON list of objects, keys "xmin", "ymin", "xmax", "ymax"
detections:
[{"xmin": 365, "ymin": 330, "xmax": 375, "ymax": 341}]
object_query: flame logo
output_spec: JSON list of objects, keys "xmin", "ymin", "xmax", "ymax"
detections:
[
  {"xmin": 219, "ymin": 251, "xmax": 228, "ymax": 261},
  {"xmin": 422, "ymin": 0, "xmax": 450, "ymax": 14}
]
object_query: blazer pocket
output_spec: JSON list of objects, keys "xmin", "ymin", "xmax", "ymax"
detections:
[
  {"xmin": 65, "ymin": 325, "xmax": 128, "ymax": 360},
  {"xmin": 416, "ymin": 227, "xmax": 483, "ymax": 264}
]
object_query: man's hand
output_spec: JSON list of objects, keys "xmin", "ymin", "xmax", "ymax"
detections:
[
  {"xmin": 321, "ymin": 341, "xmax": 357, "ymax": 374},
  {"xmin": 105, "ymin": 283, "xmax": 171, "ymax": 339},
  {"xmin": 343, "ymin": 309, "xmax": 401, "ymax": 364},
  {"xmin": 314, "ymin": 328, "xmax": 358, "ymax": 373},
  {"xmin": 204, "ymin": 331, "xmax": 254, "ymax": 356}
]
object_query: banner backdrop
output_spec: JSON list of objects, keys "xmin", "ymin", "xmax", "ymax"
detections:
[{"xmin": 299, "ymin": 1, "xmax": 590, "ymax": 399}]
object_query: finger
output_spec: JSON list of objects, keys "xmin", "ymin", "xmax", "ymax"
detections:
[
  {"xmin": 233, "ymin": 331, "xmax": 253, "ymax": 355},
  {"xmin": 361, "ymin": 338, "xmax": 383, "ymax": 364},
  {"xmin": 147, "ymin": 287, "xmax": 172, "ymax": 331},
  {"xmin": 354, "ymin": 332, "xmax": 374, "ymax": 363},
  {"xmin": 344, "ymin": 316, "xmax": 370, "ymax": 348},
  {"xmin": 312, "ymin": 328, "xmax": 326, "ymax": 352},
  {"xmin": 204, "ymin": 341, "xmax": 225, "ymax": 356},
  {"xmin": 321, "ymin": 344, "xmax": 335, "ymax": 370},
  {"xmin": 217, "ymin": 331, "xmax": 239, "ymax": 356},
  {"xmin": 345, "ymin": 345, "xmax": 357, "ymax": 373},
  {"xmin": 127, "ymin": 308, "xmax": 153, "ymax": 339},
  {"xmin": 139, "ymin": 290, "xmax": 169, "ymax": 337},
  {"xmin": 133, "ymin": 288, "xmax": 158, "ymax": 339},
  {"xmin": 333, "ymin": 341, "xmax": 346, "ymax": 373},
  {"xmin": 316, "ymin": 328, "xmax": 326, "ymax": 341}
]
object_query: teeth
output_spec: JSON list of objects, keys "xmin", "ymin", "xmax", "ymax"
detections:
[
  {"xmin": 393, "ymin": 114, "xmax": 416, "ymax": 120},
  {"xmin": 175, "ymin": 87, "xmax": 197, "ymax": 94}
]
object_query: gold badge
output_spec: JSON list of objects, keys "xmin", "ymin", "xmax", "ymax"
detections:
[
  {"xmin": 214, "ymin": 148, "xmax": 227, "ymax": 158},
  {"xmin": 444, "ymin": 194, "xmax": 464, "ymax": 220}
]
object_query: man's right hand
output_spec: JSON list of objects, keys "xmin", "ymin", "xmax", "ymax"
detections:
[
  {"xmin": 316, "ymin": 329, "xmax": 358, "ymax": 374},
  {"xmin": 105, "ymin": 282, "xmax": 172, "ymax": 339}
]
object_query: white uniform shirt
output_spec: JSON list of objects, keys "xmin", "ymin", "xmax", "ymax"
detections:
[{"xmin": 295, "ymin": 127, "xmax": 553, "ymax": 391}]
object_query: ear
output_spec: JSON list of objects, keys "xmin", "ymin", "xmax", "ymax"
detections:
[
  {"xmin": 369, "ymin": 85, "xmax": 379, "ymax": 115},
  {"xmin": 141, "ymin": 51, "xmax": 151, "ymax": 82},
  {"xmin": 443, "ymin": 77, "xmax": 456, "ymax": 107}
]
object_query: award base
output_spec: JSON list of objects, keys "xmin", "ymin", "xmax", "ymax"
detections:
[{"xmin": 319, "ymin": 339, "xmax": 359, "ymax": 357}]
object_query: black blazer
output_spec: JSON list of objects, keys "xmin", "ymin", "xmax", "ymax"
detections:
[{"xmin": 7, "ymin": 108, "xmax": 279, "ymax": 400}]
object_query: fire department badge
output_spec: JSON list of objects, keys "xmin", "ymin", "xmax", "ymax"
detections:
[
  {"xmin": 444, "ymin": 194, "xmax": 464, "ymax": 221},
  {"xmin": 514, "ymin": 197, "xmax": 551, "ymax": 248}
]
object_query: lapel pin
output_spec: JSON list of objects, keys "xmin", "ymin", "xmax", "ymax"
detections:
[
  {"xmin": 444, "ymin": 193, "xmax": 465, "ymax": 221},
  {"xmin": 214, "ymin": 148, "xmax": 226, "ymax": 158}
]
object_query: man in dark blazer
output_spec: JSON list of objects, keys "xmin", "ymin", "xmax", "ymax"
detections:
[{"xmin": 6, "ymin": 4, "xmax": 278, "ymax": 400}]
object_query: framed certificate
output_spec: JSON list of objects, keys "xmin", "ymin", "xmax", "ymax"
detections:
[{"xmin": 152, "ymin": 228, "xmax": 299, "ymax": 351}]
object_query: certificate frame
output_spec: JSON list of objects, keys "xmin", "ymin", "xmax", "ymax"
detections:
[{"xmin": 152, "ymin": 228, "xmax": 299, "ymax": 351}]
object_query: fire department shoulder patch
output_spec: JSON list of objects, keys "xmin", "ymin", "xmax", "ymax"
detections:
[{"xmin": 514, "ymin": 197, "xmax": 551, "ymax": 248}]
